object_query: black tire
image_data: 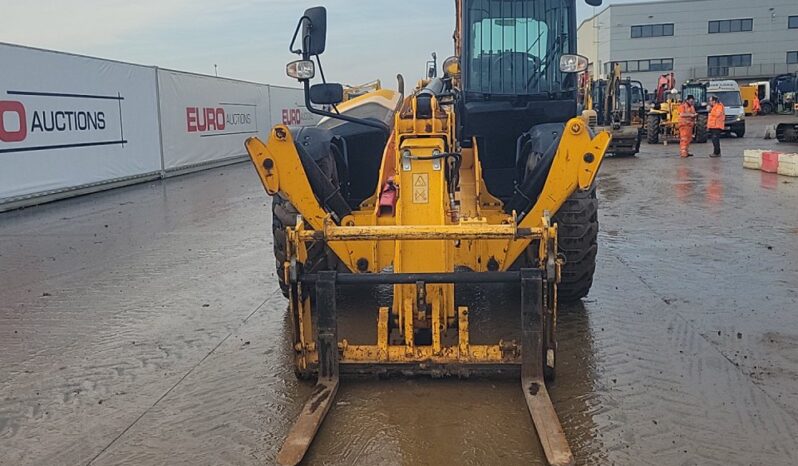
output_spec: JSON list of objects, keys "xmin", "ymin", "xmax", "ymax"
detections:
[
  {"xmin": 272, "ymin": 153, "xmax": 340, "ymax": 297},
  {"xmin": 761, "ymin": 101, "xmax": 773, "ymax": 115},
  {"xmin": 272, "ymin": 197, "xmax": 295, "ymax": 297},
  {"xmin": 735, "ymin": 125, "xmax": 746, "ymax": 138},
  {"xmin": 779, "ymin": 126, "xmax": 798, "ymax": 143},
  {"xmin": 646, "ymin": 115, "xmax": 660, "ymax": 144},
  {"xmin": 695, "ymin": 114, "xmax": 708, "ymax": 143},
  {"xmin": 552, "ymin": 186, "xmax": 598, "ymax": 303}
]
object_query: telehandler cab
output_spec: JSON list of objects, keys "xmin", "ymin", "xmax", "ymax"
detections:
[{"xmin": 245, "ymin": 1, "xmax": 609, "ymax": 464}]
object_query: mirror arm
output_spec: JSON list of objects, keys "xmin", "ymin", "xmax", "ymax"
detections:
[
  {"xmin": 315, "ymin": 56, "xmax": 327, "ymax": 84},
  {"xmin": 289, "ymin": 15, "xmax": 311, "ymax": 55},
  {"xmin": 302, "ymin": 80, "xmax": 390, "ymax": 136}
]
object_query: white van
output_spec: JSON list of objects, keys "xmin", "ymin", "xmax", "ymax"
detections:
[{"xmin": 707, "ymin": 80, "xmax": 746, "ymax": 137}]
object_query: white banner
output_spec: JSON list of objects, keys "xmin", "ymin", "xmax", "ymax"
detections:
[
  {"xmin": 0, "ymin": 43, "xmax": 161, "ymax": 202},
  {"xmin": 0, "ymin": 43, "xmax": 320, "ymax": 208},
  {"xmin": 268, "ymin": 85, "xmax": 320, "ymax": 128},
  {"xmin": 158, "ymin": 70, "xmax": 273, "ymax": 170}
]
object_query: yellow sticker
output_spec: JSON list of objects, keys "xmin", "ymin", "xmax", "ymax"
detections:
[{"xmin": 412, "ymin": 173, "xmax": 428, "ymax": 204}]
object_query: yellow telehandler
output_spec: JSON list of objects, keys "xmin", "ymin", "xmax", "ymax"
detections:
[
  {"xmin": 245, "ymin": 2, "xmax": 609, "ymax": 464},
  {"xmin": 645, "ymin": 78, "xmax": 709, "ymax": 145}
]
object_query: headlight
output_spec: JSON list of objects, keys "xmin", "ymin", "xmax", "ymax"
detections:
[
  {"xmin": 560, "ymin": 54, "xmax": 589, "ymax": 73},
  {"xmin": 286, "ymin": 60, "xmax": 315, "ymax": 80},
  {"xmin": 736, "ymin": 115, "xmax": 744, "ymax": 121}
]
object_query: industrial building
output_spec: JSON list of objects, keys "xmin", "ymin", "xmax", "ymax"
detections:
[{"xmin": 578, "ymin": 0, "xmax": 798, "ymax": 90}]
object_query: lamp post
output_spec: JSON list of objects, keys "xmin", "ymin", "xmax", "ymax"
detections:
[{"xmin": 593, "ymin": 19, "xmax": 607, "ymax": 77}]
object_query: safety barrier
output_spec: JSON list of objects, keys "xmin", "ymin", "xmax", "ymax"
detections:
[{"xmin": 743, "ymin": 149, "xmax": 798, "ymax": 176}]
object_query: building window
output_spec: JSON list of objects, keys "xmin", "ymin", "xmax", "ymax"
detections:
[
  {"xmin": 708, "ymin": 54, "xmax": 752, "ymax": 77},
  {"xmin": 631, "ymin": 23, "xmax": 674, "ymax": 38},
  {"xmin": 790, "ymin": 16, "xmax": 798, "ymax": 29},
  {"xmin": 788, "ymin": 51, "xmax": 798, "ymax": 65},
  {"xmin": 708, "ymin": 18, "xmax": 753, "ymax": 34},
  {"xmin": 606, "ymin": 58, "xmax": 673, "ymax": 75}
]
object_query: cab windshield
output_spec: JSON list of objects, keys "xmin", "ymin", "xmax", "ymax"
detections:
[
  {"xmin": 465, "ymin": 0, "xmax": 573, "ymax": 95},
  {"xmin": 683, "ymin": 86, "xmax": 707, "ymax": 105},
  {"xmin": 708, "ymin": 91, "xmax": 743, "ymax": 107}
]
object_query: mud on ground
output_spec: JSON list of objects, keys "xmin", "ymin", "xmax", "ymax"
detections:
[{"xmin": 1, "ymin": 115, "xmax": 797, "ymax": 465}]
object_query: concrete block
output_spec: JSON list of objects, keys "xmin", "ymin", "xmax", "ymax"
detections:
[
  {"xmin": 777, "ymin": 153, "xmax": 798, "ymax": 177},
  {"xmin": 743, "ymin": 150, "xmax": 764, "ymax": 170},
  {"xmin": 762, "ymin": 151, "xmax": 780, "ymax": 173}
]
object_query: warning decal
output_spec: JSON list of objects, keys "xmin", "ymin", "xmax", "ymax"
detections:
[{"xmin": 412, "ymin": 173, "xmax": 429, "ymax": 204}]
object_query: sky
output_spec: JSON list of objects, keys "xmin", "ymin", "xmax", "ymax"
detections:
[{"xmin": 1, "ymin": 0, "xmax": 657, "ymax": 88}]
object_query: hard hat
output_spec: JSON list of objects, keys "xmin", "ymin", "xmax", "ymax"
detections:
[{"xmin": 670, "ymin": 89, "xmax": 679, "ymax": 95}]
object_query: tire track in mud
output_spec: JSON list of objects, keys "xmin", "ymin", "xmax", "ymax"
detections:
[
  {"xmin": 0, "ymin": 239, "xmax": 276, "ymax": 465},
  {"xmin": 0, "ymin": 164, "xmax": 283, "ymax": 465},
  {"xmin": 598, "ymin": 141, "xmax": 798, "ymax": 428},
  {"xmin": 86, "ymin": 288, "xmax": 282, "ymax": 465},
  {"xmin": 86, "ymin": 298, "xmax": 301, "ymax": 466},
  {"xmin": 572, "ymin": 250, "xmax": 798, "ymax": 465}
]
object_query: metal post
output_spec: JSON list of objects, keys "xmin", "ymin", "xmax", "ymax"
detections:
[
  {"xmin": 153, "ymin": 67, "xmax": 167, "ymax": 179},
  {"xmin": 316, "ymin": 271, "xmax": 339, "ymax": 380},
  {"xmin": 520, "ymin": 268, "xmax": 544, "ymax": 381}
]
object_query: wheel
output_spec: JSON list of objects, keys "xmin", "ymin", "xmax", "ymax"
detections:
[
  {"xmin": 272, "ymin": 196, "xmax": 335, "ymax": 297},
  {"xmin": 780, "ymin": 126, "xmax": 798, "ymax": 143},
  {"xmin": 272, "ymin": 152, "xmax": 340, "ymax": 297},
  {"xmin": 735, "ymin": 125, "xmax": 746, "ymax": 138},
  {"xmin": 552, "ymin": 186, "xmax": 598, "ymax": 303},
  {"xmin": 694, "ymin": 114, "xmax": 708, "ymax": 143},
  {"xmin": 646, "ymin": 115, "xmax": 660, "ymax": 144},
  {"xmin": 761, "ymin": 101, "xmax": 773, "ymax": 115},
  {"xmin": 272, "ymin": 197, "xmax": 293, "ymax": 297}
]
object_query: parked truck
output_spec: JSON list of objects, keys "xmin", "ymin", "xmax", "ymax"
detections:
[{"xmin": 752, "ymin": 73, "xmax": 797, "ymax": 115}]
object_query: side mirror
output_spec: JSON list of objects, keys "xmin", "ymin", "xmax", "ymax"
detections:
[
  {"xmin": 560, "ymin": 54, "xmax": 589, "ymax": 73},
  {"xmin": 744, "ymin": 100, "xmax": 749, "ymax": 107},
  {"xmin": 302, "ymin": 7, "xmax": 327, "ymax": 56},
  {"xmin": 309, "ymin": 83, "xmax": 344, "ymax": 105},
  {"xmin": 585, "ymin": 0, "xmax": 603, "ymax": 6}
]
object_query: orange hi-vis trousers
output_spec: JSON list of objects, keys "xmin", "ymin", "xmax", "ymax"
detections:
[{"xmin": 679, "ymin": 124, "xmax": 693, "ymax": 158}]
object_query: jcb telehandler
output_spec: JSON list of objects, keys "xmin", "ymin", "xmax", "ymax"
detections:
[
  {"xmin": 245, "ymin": 2, "xmax": 609, "ymax": 465},
  {"xmin": 646, "ymin": 79, "xmax": 709, "ymax": 145}
]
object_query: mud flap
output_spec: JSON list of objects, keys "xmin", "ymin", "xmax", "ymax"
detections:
[
  {"xmin": 276, "ymin": 271, "xmax": 339, "ymax": 466},
  {"xmin": 520, "ymin": 269, "xmax": 574, "ymax": 466}
]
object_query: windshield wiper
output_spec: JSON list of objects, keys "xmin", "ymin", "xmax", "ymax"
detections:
[{"xmin": 528, "ymin": 35, "xmax": 563, "ymax": 91}]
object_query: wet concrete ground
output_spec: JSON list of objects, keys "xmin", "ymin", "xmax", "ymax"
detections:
[{"xmin": 1, "ymin": 115, "xmax": 798, "ymax": 465}]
